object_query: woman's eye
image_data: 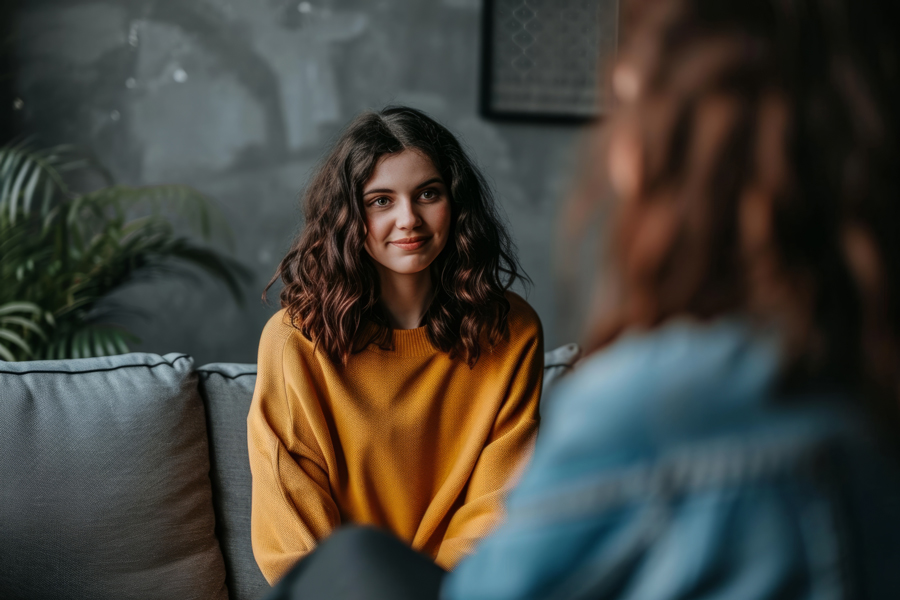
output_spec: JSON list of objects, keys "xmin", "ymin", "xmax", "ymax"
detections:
[
  {"xmin": 373, "ymin": 197, "xmax": 390, "ymax": 207},
  {"xmin": 421, "ymin": 189, "xmax": 437, "ymax": 200}
]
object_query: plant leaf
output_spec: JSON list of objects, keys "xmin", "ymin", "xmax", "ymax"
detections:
[
  {"xmin": 22, "ymin": 163, "xmax": 42, "ymax": 214},
  {"xmin": 0, "ymin": 151, "xmax": 24, "ymax": 214},
  {"xmin": 0, "ymin": 329, "xmax": 31, "ymax": 356},
  {"xmin": 45, "ymin": 339, "xmax": 60, "ymax": 360},
  {"xmin": 70, "ymin": 329, "xmax": 82, "ymax": 359},
  {"xmin": 0, "ymin": 342, "xmax": 16, "ymax": 361},
  {"xmin": 0, "ymin": 302, "xmax": 42, "ymax": 316},
  {"xmin": 0, "ymin": 315, "xmax": 46, "ymax": 340},
  {"xmin": 79, "ymin": 328, "xmax": 91, "ymax": 358},
  {"xmin": 112, "ymin": 330, "xmax": 131, "ymax": 354},
  {"xmin": 41, "ymin": 178, "xmax": 54, "ymax": 214},
  {"xmin": 1, "ymin": 143, "xmax": 245, "ymax": 359},
  {"xmin": 7, "ymin": 157, "xmax": 33, "ymax": 223},
  {"xmin": 90, "ymin": 328, "xmax": 106, "ymax": 358}
]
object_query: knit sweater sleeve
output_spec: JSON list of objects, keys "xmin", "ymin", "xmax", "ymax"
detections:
[
  {"xmin": 435, "ymin": 304, "xmax": 544, "ymax": 569},
  {"xmin": 247, "ymin": 312, "xmax": 341, "ymax": 584}
]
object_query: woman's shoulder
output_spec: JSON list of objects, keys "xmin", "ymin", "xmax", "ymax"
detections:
[
  {"xmin": 260, "ymin": 308, "xmax": 296, "ymax": 341},
  {"xmin": 539, "ymin": 318, "xmax": 783, "ymax": 461},
  {"xmin": 504, "ymin": 291, "xmax": 542, "ymax": 342},
  {"xmin": 258, "ymin": 308, "xmax": 316, "ymax": 362},
  {"xmin": 558, "ymin": 318, "xmax": 777, "ymax": 410}
]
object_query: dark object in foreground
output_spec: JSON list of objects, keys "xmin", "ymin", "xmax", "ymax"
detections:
[{"xmin": 265, "ymin": 526, "xmax": 444, "ymax": 600}]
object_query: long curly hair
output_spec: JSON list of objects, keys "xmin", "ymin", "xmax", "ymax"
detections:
[
  {"xmin": 586, "ymin": 0, "xmax": 900, "ymax": 422},
  {"xmin": 266, "ymin": 106, "xmax": 526, "ymax": 367}
]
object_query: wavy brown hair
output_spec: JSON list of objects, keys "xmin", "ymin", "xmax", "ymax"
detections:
[
  {"xmin": 266, "ymin": 107, "xmax": 526, "ymax": 367},
  {"xmin": 586, "ymin": 0, "xmax": 900, "ymax": 422}
]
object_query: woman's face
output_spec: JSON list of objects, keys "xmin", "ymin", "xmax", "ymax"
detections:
[{"xmin": 362, "ymin": 149, "xmax": 451, "ymax": 279}]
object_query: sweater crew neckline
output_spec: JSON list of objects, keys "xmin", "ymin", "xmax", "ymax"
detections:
[{"xmin": 369, "ymin": 325, "xmax": 436, "ymax": 357}]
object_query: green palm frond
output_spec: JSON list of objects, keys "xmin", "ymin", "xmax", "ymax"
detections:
[
  {"xmin": 0, "ymin": 142, "xmax": 250, "ymax": 361},
  {"xmin": 0, "ymin": 331, "xmax": 28, "ymax": 361},
  {"xmin": 39, "ymin": 322, "xmax": 137, "ymax": 360},
  {"xmin": 0, "ymin": 302, "xmax": 42, "ymax": 317},
  {"xmin": 0, "ymin": 302, "xmax": 44, "ymax": 361},
  {"xmin": 0, "ymin": 143, "xmax": 80, "ymax": 223}
]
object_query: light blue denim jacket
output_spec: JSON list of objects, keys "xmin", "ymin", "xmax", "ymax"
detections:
[{"xmin": 443, "ymin": 318, "xmax": 900, "ymax": 599}]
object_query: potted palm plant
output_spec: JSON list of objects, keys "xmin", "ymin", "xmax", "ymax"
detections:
[{"xmin": 0, "ymin": 142, "xmax": 248, "ymax": 361}]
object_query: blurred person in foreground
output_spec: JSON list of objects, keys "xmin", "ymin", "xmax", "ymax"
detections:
[{"xmin": 267, "ymin": 0, "xmax": 900, "ymax": 597}]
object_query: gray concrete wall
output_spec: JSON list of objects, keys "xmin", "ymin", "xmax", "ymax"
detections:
[{"xmin": 14, "ymin": 0, "xmax": 591, "ymax": 365}]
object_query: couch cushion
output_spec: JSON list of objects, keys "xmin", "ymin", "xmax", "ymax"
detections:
[
  {"xmin": 0, "ymin": 353, "xmax": 228, "ymax": 600},
  {"xmin": 541, "ymin": 342, "xmax": 582, "ymax": 415},
  {"xmin": 197, "ymin": 363, "xmax": 269, "ymax": 600},
  {"xmin": 542, "ymin": 342, "xmax": 582, "ymax": 395}
]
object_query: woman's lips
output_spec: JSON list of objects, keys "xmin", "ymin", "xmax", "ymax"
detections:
[{"xmin": 390, "ymin": 236, "xmax": 431, "ymax": 250}]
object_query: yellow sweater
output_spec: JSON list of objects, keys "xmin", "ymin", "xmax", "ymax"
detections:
[{"xmin": 247, "ymin": 292, "xmax": 543, "ymax": 583}]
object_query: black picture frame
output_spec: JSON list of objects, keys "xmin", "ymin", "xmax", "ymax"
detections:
[{"xmin": 480, "ymin": 0, "xmax": 619, "ymax": 123}]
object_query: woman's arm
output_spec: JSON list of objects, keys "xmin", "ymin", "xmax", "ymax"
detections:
[
  {"xmin": 436, "ymin": 331, "xmax": 544, "ymax": 569},
  {"xmin": 247, "ymin": 315, "xmax": 341, "ymax": 584}
]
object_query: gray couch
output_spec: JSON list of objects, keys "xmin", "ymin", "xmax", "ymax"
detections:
[{"xmin": 0, "ymin": 343, "xmax": 580, "ymax": 600}]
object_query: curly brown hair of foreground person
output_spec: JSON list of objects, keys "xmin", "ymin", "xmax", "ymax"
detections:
[
  {"xmin": 590, "ymin": 0, "xmax": 900, "ymax": 423},
  {"xmin": 265, "ymin": 107, "xmax": 526, "ymax": 367}
]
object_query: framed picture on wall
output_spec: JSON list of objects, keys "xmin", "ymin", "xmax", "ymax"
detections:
[{"xmin": 480, "ymin": 0, "xmax": 619, "ymax": 122}]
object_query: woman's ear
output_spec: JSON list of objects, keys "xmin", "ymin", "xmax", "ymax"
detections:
[
  {"xmin": 612, "ymin": 63, "xmax": 642, "ymax": 102},
  {"xmin": 608, "ymin": 125, "xmax": 643, "ymax": 202}
]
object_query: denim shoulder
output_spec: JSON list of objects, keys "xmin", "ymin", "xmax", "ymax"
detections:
[
  {"xmin": 525, "ymin": 319, "xmax": 781, "ymax": 486},
  {"xmin": 446, "ymin": 318, "xmax": 900, "ymax": 600}
]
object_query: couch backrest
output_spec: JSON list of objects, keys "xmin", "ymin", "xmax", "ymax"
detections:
[
  {"xmin": 197, "ymin": 363, "xmax": 268, "ymax": 600},
  {"xmin": 0, "ymin": 353, "xmax": 229, "ymax": 600},
  {"xmin": 195, "ymin": 342, "xmax": 582, "ymax": 600}
]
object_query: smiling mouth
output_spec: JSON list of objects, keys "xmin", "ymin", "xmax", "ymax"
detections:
[{"xmin": 390, "ymin": 236, "xmax": 431, "ymax": 250}]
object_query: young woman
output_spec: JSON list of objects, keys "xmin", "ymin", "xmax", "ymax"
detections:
[{"xmin": 247, "ymin": 106, "xmax": 543, "ymax": 584}]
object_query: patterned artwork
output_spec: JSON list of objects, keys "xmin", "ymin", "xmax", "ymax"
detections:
[{"xmin": 482, "ymin": 0, "xmax": 619, "ymax": 120}]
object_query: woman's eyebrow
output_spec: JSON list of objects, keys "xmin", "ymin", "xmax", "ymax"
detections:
[
  {"xmin": 363, "ymin": 186, "xmax": 394, "ymax": 196},
  {"xmin": 363, "ymin": 177, "xmax": 445, "ymax": 196},
  {"xmin": 415, "ymin": 177, "xmax": 445, "ymax": 189}
]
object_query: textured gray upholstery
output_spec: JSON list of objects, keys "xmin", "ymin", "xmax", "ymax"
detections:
[
  {"xmin": 197, "ymin": 363, "xmax": 269, "ymax": 600},
  {"xmin": 542, "ymin": 342, "xmax": 582, "ymax": 409},
  {"xmin": 0, "ymin": 353, "xmax": 228, "ymax": 600}
]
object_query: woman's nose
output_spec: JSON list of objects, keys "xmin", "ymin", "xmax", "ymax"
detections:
[{"xmin": 396, "ymin": 199, "xmax": 422, "ymax": 229}]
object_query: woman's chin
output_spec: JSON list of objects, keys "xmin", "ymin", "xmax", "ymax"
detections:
[{"xmin": 376, "ymin": 260, "xmax": 434, "ymax": 279}]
